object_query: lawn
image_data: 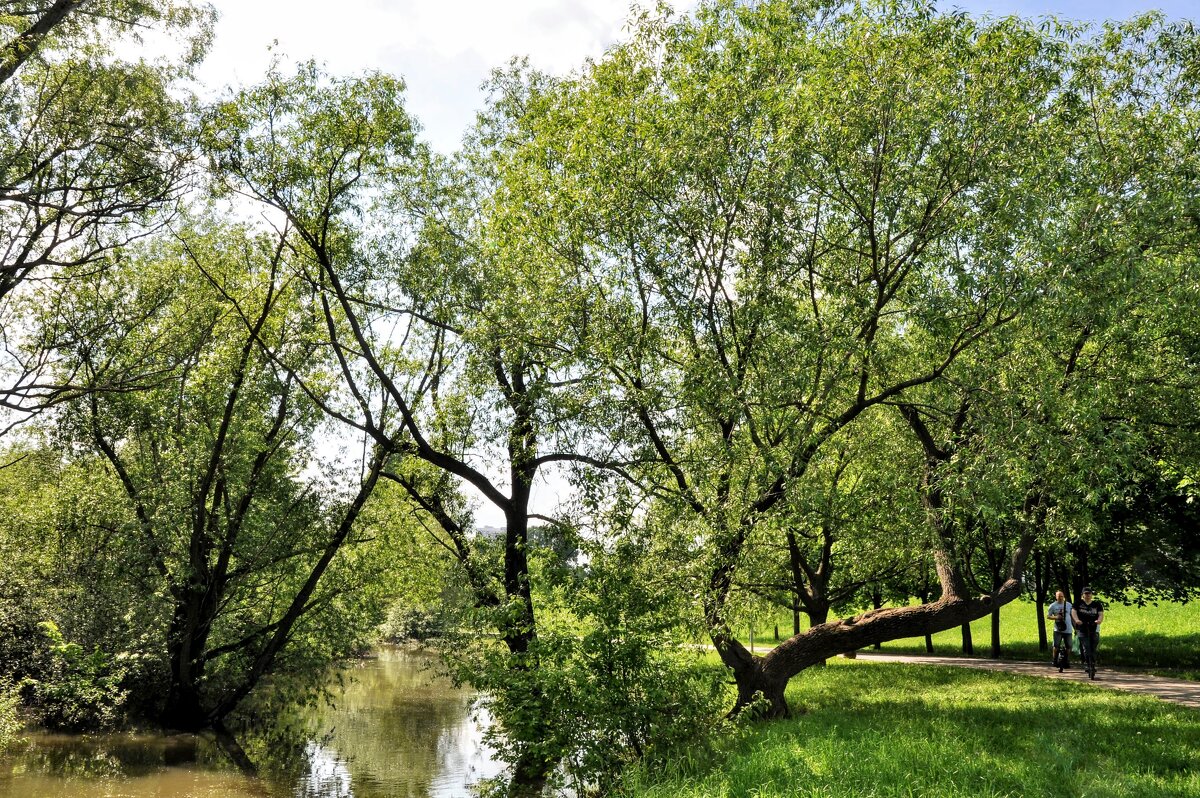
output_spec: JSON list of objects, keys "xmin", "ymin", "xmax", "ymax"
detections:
[
  {"xmin": 739, "ymin": 599, "xmax": 1200, "ymax": 679},
  {"xmin": 626, "ymin": 660, "xmax": 1200, "ymax": 798}
]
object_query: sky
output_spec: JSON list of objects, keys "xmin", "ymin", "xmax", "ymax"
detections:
[
  {"xmin": 182, "ymin": 0, "xmax": 1195, "ymax": 526},
  {"xmin": 192, "ymin": 0, "xmax": 1198, "ymax": 154}
]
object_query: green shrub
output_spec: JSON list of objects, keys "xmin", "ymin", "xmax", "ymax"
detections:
[
  {"xmin": 380, "ymin": 603, "xmax": 447, "ymax": 642},
  {"xmin": 24, "ymin": 621, "xmax": 128, "ymax": 731},
  {"xmin": 0, "ymin": 678, "xmax": 24, "ymax": 753}
]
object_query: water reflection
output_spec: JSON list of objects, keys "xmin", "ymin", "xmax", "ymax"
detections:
[
  {"xmin": 296, "ymin": 646, "xmax": 501, "ymax": 798},
  {"xmin": 0, "ymin": 646, "xmax": 501, "ymax": 798},
  {"xmin": 0, "ymin": 733, "xmax": 267, "ymax": 798}
]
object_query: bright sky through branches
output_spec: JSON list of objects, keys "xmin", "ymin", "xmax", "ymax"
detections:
[
  {"xmin": 194, "ymin": 1, "xmax": 1196, "ymax": 154},
  {"xmin": 184, "ymin": 0, "xmax": 1195, "ymax": 527}
]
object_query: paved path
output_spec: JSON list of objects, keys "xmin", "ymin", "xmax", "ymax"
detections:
[{"xmin": 853, "ymin": 652, "xmax": 1200, "ymax": 710}]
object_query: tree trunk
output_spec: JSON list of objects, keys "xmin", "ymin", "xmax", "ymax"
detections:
[
  {"xmin": 961, "ymin": 622, "xmax": 974, "ymax": 655},
  {"xmin": 917, "ymin": 586, "xmax": 935, "ymax": 652},
  {"xmin": 212, "ymin": 720, "xmax": 258, "ymax": 777},
  {"xmin": 732, "ymin": 660, "xmax": 791, "ymax": 719},
  {"xmin": 161, "ymin": 682, "xmax": 208, "ymax": 733},
  {"xmin": 507, "ymin": 748, "xmax": 554, "ymax": 798},
  {"xmin": 871, "ymin": 588, "xmax": 884, "ymax": 650},
  {"xmin": 162, "ymin": 595, "xmax": 215, "ymax": 733},
  {"xmin": 1034, "ymin": 550, "xmax": 1048, "ymax": 653},
  {"xmin": 727, "ymin": 571, "xmax": 1032, "ymax": 717},
  {"xmin": 1072, "ymin": 545, "xmax": 1090, "ymax": 604},
  {"xmin": 990, "ymin": 603, "xmax": 1001, "ymax": 659},
  {"xmin": 804, "ymin": 604, "xmax": 830, "ymax": 666}
]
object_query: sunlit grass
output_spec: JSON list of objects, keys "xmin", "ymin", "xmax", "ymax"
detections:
[{"xmin": 626, "ymin": 661, "xmax": 1200, "ymax": 798}]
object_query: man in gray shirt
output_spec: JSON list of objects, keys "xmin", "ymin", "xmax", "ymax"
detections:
[{"xmin": 1047, "ymin": 590, "xmax": 1073, "ymax": 671}]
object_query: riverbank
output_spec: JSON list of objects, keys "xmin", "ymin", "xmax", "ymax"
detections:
[
  {"xmin": 0, "ymin": 646, "xmax": 498, "ymax": 798},
  {"xmin": 624, "ymin": 659, "xmax": 1200, "ymax": 798}
]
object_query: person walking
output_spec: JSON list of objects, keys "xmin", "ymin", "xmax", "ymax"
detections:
[
  {"xmin": 1071, "ymin": 587, "xmax": 1105, "ymax": 679},
  {"xmin": 1047, "ymin": 590, "xmax": 1073, "ymax": 671}
]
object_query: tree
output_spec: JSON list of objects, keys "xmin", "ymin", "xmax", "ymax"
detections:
[
  {"xmin": 43, "ymin": 224, "xmax": 392, "ymax": 768},
  {"xmin": 491, "ymin": 0, "xmax": 1073, "ymax": 716},
  {"xmin": 735, "ymin": 417, "xmax": 922, "ymax": 634},
  {"xmin": 0, "ymin": 0, "xmax": 211, "ymax": 421},
  {"xmin": 201, "ymin": 61, "xmax": 629, "ymax": 796}
]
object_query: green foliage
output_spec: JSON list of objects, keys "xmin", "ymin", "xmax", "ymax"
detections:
[
  {"xmin": 0, "ymin": 677, "xmax": 23, "ymax": 753},
  {"xmin": 23, "ymin": 621, "xmax": 128, "ymax": 732},
  {"xmin": 380, "ymin": 604, "xmax": 449, "ymax": 642},
  {"xmin": 452, "ymin": 528, "xmax": 727, "ymax": 796},
  {"xmin": 0, "ymin": 0, "xmax": 211, "ymax": 313}
]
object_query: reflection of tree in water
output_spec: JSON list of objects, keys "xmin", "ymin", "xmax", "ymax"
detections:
[
  {"xmin": 14, "ymin": 733, "xmax": 207, "ymax": 779},
  {"xmin": 295, "ymin": 647, "xmax": 500, "ymax": 798}
]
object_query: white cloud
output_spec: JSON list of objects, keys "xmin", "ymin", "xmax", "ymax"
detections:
[{"xmin": 194, "ymin": 0, "xmax": 655, "ymax": 151}]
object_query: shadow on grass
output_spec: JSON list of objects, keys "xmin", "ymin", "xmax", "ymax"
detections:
[{"xmin": 631, "ymin": 663, "xmax": 1200, "ymax": 798}]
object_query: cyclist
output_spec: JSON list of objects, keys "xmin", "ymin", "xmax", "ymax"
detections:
[
  {"xmin": 1071, "ymin": 587, "xmax": 1105, "ymax": 679},
  {"xmin": 1046, "ymin": 590, "xmax": 1073, "ymax": 671}
]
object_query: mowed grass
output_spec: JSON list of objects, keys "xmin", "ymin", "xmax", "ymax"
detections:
[
  {"xmin": 626, "ymin": 660, "xmax": 1200, "ymax": 798},
  {"xmin": 741, "ymin": 599, "xmax": 1200, "ymax": 679}
]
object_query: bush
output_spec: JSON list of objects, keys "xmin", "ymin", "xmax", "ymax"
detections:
[
  {"xmin": 0, "ymin": 678, "xmax": 24, "ymax": 753},
  {"xmin": 23, "ymin": 621, "xmax": 128, "ymax": 731},
  {"xmin": 380, "ymin": 603, "xmax": 447, "ymax": 642},
  {"xmin": 0, "ymin": 583, "xmax": 48, "ymax": 682},
  {"xmin": 452, "ymin": 534, "xmax": 727, "ymax": 797}
]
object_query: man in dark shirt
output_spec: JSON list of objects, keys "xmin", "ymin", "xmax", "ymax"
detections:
[{"xmin": 1071, "ymin": 587, "xmax": 1105, "ymax": 679}]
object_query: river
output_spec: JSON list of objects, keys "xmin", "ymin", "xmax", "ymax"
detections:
[{"xmin": 0, "ymin": 646, "xmax": 503, "ymax": 798}]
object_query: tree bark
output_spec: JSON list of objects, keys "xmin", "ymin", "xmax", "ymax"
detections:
[
  {"xmin": 727, "ymin": 559, "xmax": 1031, "ymax": 717},
  {"xmin": 990, "ymin": 603, "xmax": 1001, "ymax": 659},
  {"xmin": 961, "ymin": 622, "xmax": 974, "ymax": 655},
  {"xmin": 0, "ymin": 0, "xmax": 85, "ymax": 87},
  {"xmin": 871, "ymin": 588, "xmax": 884, "ymax": 650},
  {"xmin": 1034, "ymin": 550, "xmax": 1048, "ymax": 653}
]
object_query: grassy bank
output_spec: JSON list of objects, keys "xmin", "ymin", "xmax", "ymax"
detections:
[
  {"xmin": 739, "ymin": 599, "xmax": 1200, "ymax": 679},
  {"xmin": 627, "ymin": 660, "xmax": 1200, "ymax": 798}
]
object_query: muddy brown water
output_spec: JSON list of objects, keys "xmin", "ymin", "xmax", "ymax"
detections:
[{"xmin": 0, "ymin": 646, "xmax": 502, "ymax": 798}]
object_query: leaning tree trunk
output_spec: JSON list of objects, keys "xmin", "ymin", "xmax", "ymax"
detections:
[
  {"xmin": 712, "ymin": 466, "xmax": 1038, "ymax": 719},
  {"xmin": 803, "ymin": 604, "xmax": 831, "ymax": 667},
  {"xmin": 729, "ymin": 572, "xmax": 1031, "ymax": 717},
  {"xmin": 723, "ymin": 534, "xmax": 1035, "ymax": 718}
]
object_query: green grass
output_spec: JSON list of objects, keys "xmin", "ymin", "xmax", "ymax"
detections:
[
  {"xmin": 626, "ymin": 660, "xmax": 1200, "ymax": 798},
  {"xmin": 738, "ymin": 599, "xmax": 1200, "ymax": 679}
]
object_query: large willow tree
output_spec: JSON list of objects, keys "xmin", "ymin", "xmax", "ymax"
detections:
[{"xmin": 483, "ymin": 0, "xmax": 1200, "ymax": 716}]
